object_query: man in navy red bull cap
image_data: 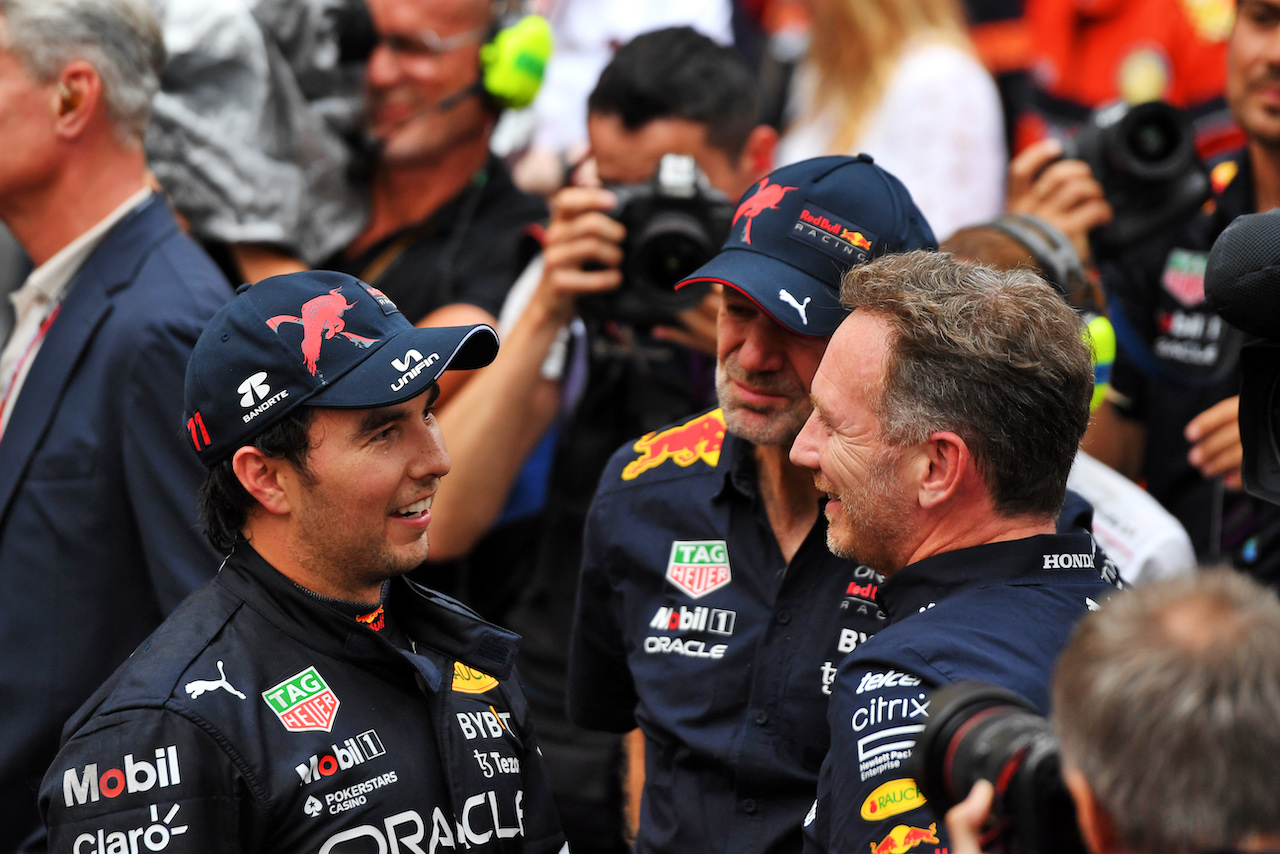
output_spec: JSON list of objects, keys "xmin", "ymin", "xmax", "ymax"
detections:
[
  {"xmin": 567, "ymin": 155, "xmax": 935, "ymax": 854},
  {"xmin": 38, "ymin": 271, "xmax": 567, "ymax": 854}
]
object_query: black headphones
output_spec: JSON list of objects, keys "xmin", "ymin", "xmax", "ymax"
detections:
[{"xmin": 983, "ymin": 214, "xmax": 1092, "ymax": 309}]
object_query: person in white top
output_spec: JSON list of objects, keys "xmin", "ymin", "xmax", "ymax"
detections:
[{"xmin": 775, "ymin": 0, "xmax": 1005, "ymax": 242}]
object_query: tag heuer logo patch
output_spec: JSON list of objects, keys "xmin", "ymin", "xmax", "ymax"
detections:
[
  {"xmin": 262, "ymin": 666, "xmax": 340, "ymax": 732},
  {"xmin": 666, "ymin": 540, "xmax": 731, "ymax": 598},
  {"xmin": 1161, "ymin": 249, "xmax": 1208, "ymax": 307}
]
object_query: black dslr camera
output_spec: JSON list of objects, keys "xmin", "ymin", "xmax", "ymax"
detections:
[
  {"xmin": 909, "ymin": 682, "xmax": 1086, "ymax": 854},
  {"xmin": 1062, "ymin": 100, "xmax": 1210, "ymax": 255},
  {"xmin": 579, "ymin": 154, "xmax": 735, "ymax": 329}
]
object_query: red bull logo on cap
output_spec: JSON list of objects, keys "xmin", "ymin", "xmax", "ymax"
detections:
[
  {"xmin": 622, "ymin": 409, "xmax": 726, "ymax": 480},
  {"xmin": 266, "ymin": 287, "xmax": 380, "ymax": 376},
  {"xmin": 733, "ymin": 177, "xmax": 798, "ymax": 244},
  {"xmin": 792, "ymin": 204, "xmax": 879, "ymax": 264},
  {"xmin": 842, "ymin": 228, "xmax": 873, "ymax": 250},
  {"xmin": 870, "ymin": 822, "xmax": 940, "ymax": 854}
]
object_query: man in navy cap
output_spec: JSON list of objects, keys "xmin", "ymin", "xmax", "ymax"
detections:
[
  {"xmin": 37, "ymin": 272, "xmax": 566, "ymax": 854},
  {"xmin": 567, "ymin": 155, "xmax": 935, "ymax": 854}
]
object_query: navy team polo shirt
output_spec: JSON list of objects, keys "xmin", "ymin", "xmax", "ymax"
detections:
[{"xmin": 569, "ymin": 408, "xmax": 887, "ymax": 854}]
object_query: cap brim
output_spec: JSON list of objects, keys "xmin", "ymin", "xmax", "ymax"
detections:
[
  {"xmin": 310, "ymin": 324, "xmax": 499, "ymax": 408},
  {"xmin": 677, "ymin": 248, "xmax": 848, "ymax": 337}
]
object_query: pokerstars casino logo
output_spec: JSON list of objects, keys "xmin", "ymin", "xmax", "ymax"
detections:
[
  {"xmin": 665, "ymin": 540, "xmax": 731, "ymax": 599},
  {"xmin": 63, "ymin": 746, "xmax": 181, "ymax": 808},
  {"xmin": 263, "ymin": 666, "xmax": 340, "ymax": 733}
]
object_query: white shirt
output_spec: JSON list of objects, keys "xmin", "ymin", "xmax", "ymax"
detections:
[
  {"xmin": 777, "ymin": 41, "xmax": 1006, "ymax": 242},
  {"xmin": 0, "ymin": 187, "xmax": 152, "ymax": 437},
  {"xmin": 1068, "ymin": 449, "xmax": 1197, "ymax": 585}
]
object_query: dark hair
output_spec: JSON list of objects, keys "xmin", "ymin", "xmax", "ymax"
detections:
[
  {"xmin": 840, "ymin": 250, "xmax": 1093, "ymax": 518},
  {"xmin": 198, "ymin": 407, "xmax": 317, "ymax": 552},
  {"xmin": 587, "ymin": 26, "xmax": 758, "ymax": 158}
]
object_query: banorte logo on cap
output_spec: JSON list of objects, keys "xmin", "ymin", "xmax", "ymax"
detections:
[
  {"xmin": 266, "ymin": 287, "xmax": 380, "ymax": 376},
  {"xmin": 733, "ymin": 177, "xmax": 798, "ymax": 244}
]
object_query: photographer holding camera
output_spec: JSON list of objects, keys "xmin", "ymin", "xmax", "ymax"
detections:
[
  {"xmin": 1081, "ymin": 0, "xmax": 1280, "ymax": 583},
  {"xmin": 941, "ymin": 570, "xmax": 1280, "ymax": 854}
]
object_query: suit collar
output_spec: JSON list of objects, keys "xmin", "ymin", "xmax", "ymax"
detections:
[{"xmin": 0, "ymin": 194, "xmax": 172, "ymax": 523}]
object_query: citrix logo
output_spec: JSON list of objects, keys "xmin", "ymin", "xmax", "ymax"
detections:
[
  {"xmin": 238, "ymin": 372, "xmax": 270, "ymax": 407},
  {"xmin": 63, "ymin": 747, "xmax": 181, "ymax": 807}
]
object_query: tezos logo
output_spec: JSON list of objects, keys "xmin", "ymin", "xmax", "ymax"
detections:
[
  {"xmin": 238, "ymin": 372, "xmax": 270, "ymax": 407},
  {"xmin": 63, "ymin": 746, "xmax": 181, "ymax": 807},
  {"xmin": 73, "ymin": 803, "xmax": 187, "ymax": 854},
  {"xmin": 297, "ymin": 730, "xmax": 387, "ymax": 785},
  {"xmin": 390, "ymin": 349, "xmax": 440, "ymax": 391}
]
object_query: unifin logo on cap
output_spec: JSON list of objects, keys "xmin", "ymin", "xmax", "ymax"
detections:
[
  {"xmin": 733, "ymin": 177, "xmax": 798, "ymax": 244},
  {"xmin": 789, "ymin": 202, "xmax": 878, "ymax": 264}
]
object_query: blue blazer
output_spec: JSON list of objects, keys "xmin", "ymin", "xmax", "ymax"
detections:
[{"xmin": 0, "ymin": 196, "xmax": 231, "ymax": 848}]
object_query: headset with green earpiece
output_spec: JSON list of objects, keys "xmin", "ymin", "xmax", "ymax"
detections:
[{"xmin": 479, "ymin": 11, "xmax": 553, "ymax": 110}]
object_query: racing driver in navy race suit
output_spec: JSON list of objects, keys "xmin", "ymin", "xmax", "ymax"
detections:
[{"xmin": 35, "ymin": 272, "xmax": 566, "ymax": 854}]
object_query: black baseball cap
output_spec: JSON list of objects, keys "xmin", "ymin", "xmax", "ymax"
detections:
[
  {"xmin": 183, "ymin": 270, "xmax": 499, "ymax": 466},
  {"xmin": 677, "ymin": 154, "xmax": 936, "ymax": 336}
]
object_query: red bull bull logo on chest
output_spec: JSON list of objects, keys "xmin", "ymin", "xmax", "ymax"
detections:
[{"xmin": 622, "ymin": 410, "xmax": 726, "ymax": 480}]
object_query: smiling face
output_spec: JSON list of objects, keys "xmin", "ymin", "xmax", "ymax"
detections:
[
  {"xmin": 282, "ymin": 385, "xmax": 449, "ymax": 599},
  {"xmin": 364, "ymin": 0, "xmax": 492, "ymax": 166},
  {"xmin": 790, "ymin": 311, "xmax": 918, "ymax": 573},
  {"xmin": 1229, "ymin": 0, "xmax": 1280, "ymax": 149},
  {"xmin": 714, "ymin": 287, "xmax": 828, "ymax": 447}
]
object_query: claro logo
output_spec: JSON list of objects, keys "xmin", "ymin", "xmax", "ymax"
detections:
[{"xmin": 63, "ymin": 747, "xmax": 181, "ymax": 807}]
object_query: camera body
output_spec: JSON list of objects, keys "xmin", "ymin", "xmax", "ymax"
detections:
[
  {"xmin": 909, "ymin": 681, "xmax": 1086, "ymax": 854},
  {"xmin": 1062, "ymin": 101, "xmax": 1210, "ymax": 256},
  {"xmin": 579, "ymin": 154, "xmax": 735, "ymax": 329}
]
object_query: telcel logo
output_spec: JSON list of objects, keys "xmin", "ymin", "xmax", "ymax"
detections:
[{"xmin": 63, "ymin": 747, "xmax": 181, "ymax": 807}]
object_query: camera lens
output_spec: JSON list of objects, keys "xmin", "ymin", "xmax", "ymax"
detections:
[
  {"xmin": 1114, "ymin": 102, "xmax": 1191, "ymax": 183},
  {"xmin": 910, "ymin": 682, "xmax": 1087, "ymax": 854},
  {"xmin": 629, "ymin": 212, "xmax": 719, "ymax": 308}
]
